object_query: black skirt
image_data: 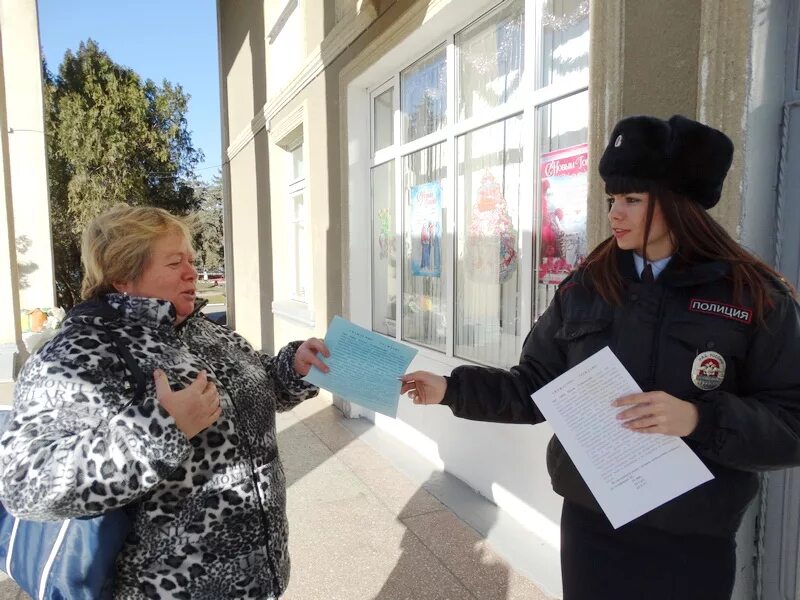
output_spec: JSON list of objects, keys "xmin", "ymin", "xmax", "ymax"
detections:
[{"xmin": 560, "ymin": 501, "xmax": 736, "ymax": 600}]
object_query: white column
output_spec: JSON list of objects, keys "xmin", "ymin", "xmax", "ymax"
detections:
[
  {"xmin": 0, "ymin": 0, "xmax": 55, "ymax": 310},
  {"xmin": 0, "ymin": 24, "xmax": 26, "ymax": 406}
]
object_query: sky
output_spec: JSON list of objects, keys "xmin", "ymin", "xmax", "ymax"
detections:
[{"xmin": 37, "ymin": 0, "xmax": 221, "ymax": 182}]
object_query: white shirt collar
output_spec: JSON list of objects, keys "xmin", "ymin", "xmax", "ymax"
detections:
[{"xmin": 633, "ymin": 253, "xmax": 673, "ymax": 280}]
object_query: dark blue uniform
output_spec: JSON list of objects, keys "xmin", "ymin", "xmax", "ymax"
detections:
[{"xmin": 442, "ymin": 250, "xmax": 800, "ymax": 599}]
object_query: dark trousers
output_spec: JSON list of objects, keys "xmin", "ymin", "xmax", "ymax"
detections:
[{"xmin": 560, "ymin": 501, "xmax": 736, "ymax": 600}]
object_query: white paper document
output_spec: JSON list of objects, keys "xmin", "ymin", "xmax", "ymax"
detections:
[{"xmin": 531, "ymin": 346, "xmax": 713, "ymax": 528}]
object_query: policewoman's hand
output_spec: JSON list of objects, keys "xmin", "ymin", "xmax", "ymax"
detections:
[
  {"xmin": 154, "ymin": 369, "xmax": 222, "ymax": 439},
  {"xmin": 293, "ymin": 338, "xmax": 330, "ymax": 377},
  {"xmin": 613, "ymin": 391, "xmax": 699, "ymax": 437},
  {"xmin": 400, "ymin": 371, "xmax": 447, "ymax": 405}
]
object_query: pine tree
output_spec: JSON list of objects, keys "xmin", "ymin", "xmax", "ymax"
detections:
[{"xmin": 44, "ymin": 40, "xmax": 202, "ymax": 307}]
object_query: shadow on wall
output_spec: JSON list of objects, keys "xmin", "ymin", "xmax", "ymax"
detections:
[{"xmin": 16, "ymin": 236, "xmax": 38, "ymax": 291}]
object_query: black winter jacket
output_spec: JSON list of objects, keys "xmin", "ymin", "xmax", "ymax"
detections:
[{"xmin": 442, "ymin": 251, "xmax": 800, "ymax": 537}]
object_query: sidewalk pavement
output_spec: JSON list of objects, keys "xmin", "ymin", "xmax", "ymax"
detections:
[{"xmin": 0, "ymin": 396, "xmax": 558, "ymax": 599}]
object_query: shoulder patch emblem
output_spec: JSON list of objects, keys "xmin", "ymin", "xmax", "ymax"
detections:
[{"xmin": 688, "ymin": 298, "xmax": 752, "ymax": 324}]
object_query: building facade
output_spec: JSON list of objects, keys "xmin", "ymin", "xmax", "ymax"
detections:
[
  {"xmin": 0, "ymin": 0, "xmax": 797, "ymax": 597},
  {"xmin": 218, "ymin": 0, "xmax": 800, "ymax": 597},
  {"xmin": 0, "ymin": 0, "xmax": 54, "ymax": 407},
  {"xmin": 0, "ymin": 0, "xmax": 789, "ymax": 597}
]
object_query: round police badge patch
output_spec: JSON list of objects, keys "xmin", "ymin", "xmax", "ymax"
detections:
[{"xmin": 691, "ymin": 351, "xmax": 726, "ymax": 390}]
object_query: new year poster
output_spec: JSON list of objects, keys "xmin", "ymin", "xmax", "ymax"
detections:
[
  {"xmin": 409, "ymin": 181, "xmax": 442, "ymax": 277},
  {"xmin": 539, "ymin": 144, "xmax": 589, "ymax": 285}
]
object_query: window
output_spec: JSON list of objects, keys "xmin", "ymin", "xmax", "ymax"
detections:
[
  {"xmin": 457, "ymin": 0, "xmax": 524, "ymax": 121},
  {"xmin": 364, "ymin": 0, "xmax": 589, "ymax": 368},
  {"xmin": 271, "ymin": 104, "xmax": 313, "ymax": 326},
  {"xmin": 402, "ymin": 143, "xmax": 447, "ymax": 351},
  {"xmin": 533, "ymin": 0, "xmax": 590, "ymax": 316},
  {"xmin": 373, "ymin": 88, "xmax": 394, "ymax": 152},
  {"xmin": 401, "ymin": 45, "xmax": 448, "ymax": 143},
  {"xmin": 288, "ymin": 142, "xmax": 309, "ymax": 301},
  {"xmin": 456, "ymin": 116, "xmax": 523, "ymax": 366},
  {"xmin": 371, "ymin": 158, "xmax": 396, "ymax": 335}
]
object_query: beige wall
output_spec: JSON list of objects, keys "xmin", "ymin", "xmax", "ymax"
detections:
[
  {"xmin": 219, "ymin": 1, "xmax": 266, "ymax": 142},
  {"xmin": 0, "ymin": 0, "xmax": 51, "ymax": 405},
  {"xmin": 622, "ymin": 1, "xmax": 700, "ymax": 118},
  {"xmin": 0, "ymin": 0, "xmax": 54, "ymax": 311},
  {"xmin": 588, "ymin": 0, "xmax": 752, "ymax": 249},
  {"xmin": 218, "ymin": 0, "xmax": 274, "ymax": 351},
  {"xmin": 222, "ymin": 0, "xmax": 759, "ymax": 374},
  {"xmin": 220, "ymin": 2, "xmax": 784, "ymax": 596},
  {"xmin": 696, "ymin": 0, "xmax": 753, "ymax": 239},
  {"xmin": 268, "ymin": 83, "xmax": 335, "ymax": 347},
  {"xmin": 264, "ymin": 1, "xmax": 410, "ymax": 351},
  {"xmin": 0, "ymin": 22, "xmax": 25, "ymax": 406},
  {"xmin": 227, "ymin": 133, "xmax": 275, "ymax": 352},
  {"xmin": 301, "ymin": 0, "xmax": 323, "ymax": 56},
  {"xmin": 220, "ymin": 0, "xmax": 391, "ymax": 352},
  {"xmin": 588, "ymin": 0, "xmax": 700, "ymax": 249}
]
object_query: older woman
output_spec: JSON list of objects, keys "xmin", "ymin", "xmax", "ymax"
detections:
[{"xmin": 0, "ymin": 205, "xmax": 329, "ymax": 599}]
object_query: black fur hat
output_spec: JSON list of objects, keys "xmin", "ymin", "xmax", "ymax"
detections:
[{"xmin": 598, "ymin": 114, "xmax": 734, "ymax": 209}]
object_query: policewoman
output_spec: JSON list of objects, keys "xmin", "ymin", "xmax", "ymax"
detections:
[{"xmin": 400, "ymin": 115, "xmax": 800, "ymax": 600}]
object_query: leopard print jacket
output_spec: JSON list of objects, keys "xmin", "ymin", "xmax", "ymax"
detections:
[{"xmin": 0, "ymin": 293, "xmax": 318, "ymax": 599}]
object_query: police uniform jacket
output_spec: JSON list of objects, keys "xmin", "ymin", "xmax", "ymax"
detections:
[{"xmin": 442, "ymin": 250, "xmax": 800, "ymax": 538}]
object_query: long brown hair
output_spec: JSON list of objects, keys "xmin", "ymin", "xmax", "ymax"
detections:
[{"xmin": 584, "ymin": 180, "xmax": 791, "ymax": 321}]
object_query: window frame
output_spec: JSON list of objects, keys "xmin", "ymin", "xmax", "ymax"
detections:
[
  {"xmin": 351, "ymin": 0, "xmax": 589, "ymax": 368},
  {"xmin": 270, "ymin": 102, "xmax": 315, "ymax": 328},
  {"xmin": 286, "ymin": 141, "xmax": 309, "ymax": 303}
]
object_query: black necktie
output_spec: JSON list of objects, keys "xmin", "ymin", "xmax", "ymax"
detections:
[{"xmin": 641, "ymin": 263, "xmax": 654, "ymax": 283}]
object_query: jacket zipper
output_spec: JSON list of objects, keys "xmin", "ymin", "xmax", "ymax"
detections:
[
  {"xmin": 173, "ymin": 325, "xmax": 282, "ymax": 595},
  {"xmin": 225, "ymin": 393, "xmax": 282, "ymax": 595},
  {"xmin": 648, "ymin": 287, "xmax": 667, "ymax": 388}
]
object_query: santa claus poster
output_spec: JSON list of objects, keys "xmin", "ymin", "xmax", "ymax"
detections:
[{"xmin": 538, "ymin": 143, "xmax": 589, "ymax": 284}]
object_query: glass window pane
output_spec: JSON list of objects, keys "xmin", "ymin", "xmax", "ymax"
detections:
[
  {"xmin": 371, "ymin": 160, "xmax": 396, "ymax": 335},
  {"xmin": 292, "ymin": 193, "xmax": 307, "ymax": 300},
  {"xmin": 291, "ymin": 144, "xmax": 303, "ymax": 181},
  {"xmin": 402, "ymin": 144, "xmax": 447, "ymax": 351},
  {"xmin": 401, "ymin": 45, "xmax": 447, "ymax": 143},
  {"xmin": 455, "ymin": 115, "xmax": 523, "ymax": 367},
  {"xmin": 457, "ymin": 0, "xmax": 524, "ymax": 121},
  {"xmin": 538, "ymin": 0, "xmax": 590, "ymax": 90},
  {"xmin": 373, "ymin": 88, "xmax": 394, "ymax": 152},
  {"xmin": 535, "ymin": 91, "xmax": 589, "ymax": 318}
]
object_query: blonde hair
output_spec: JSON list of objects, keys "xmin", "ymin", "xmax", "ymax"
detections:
[{"xmin": 80, "ymin": 204, "xmax": 195, "ymax": 300}]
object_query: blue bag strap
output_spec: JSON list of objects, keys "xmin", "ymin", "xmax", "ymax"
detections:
[
  {"xmin": 69, "ymin": 296, "xmax": 147, "ymax": 405},
  {"xmin": 0, "ymin": 297, "xmax": 145, "ymax": 598},
  {"xmin": 102, "ymin": 325, "xmax": 146, "ymax": 405}
]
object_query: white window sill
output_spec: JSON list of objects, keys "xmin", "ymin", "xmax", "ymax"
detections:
[{"xmin": 272, "ymin": 299, "xmax": 315, "ymax": 327}]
